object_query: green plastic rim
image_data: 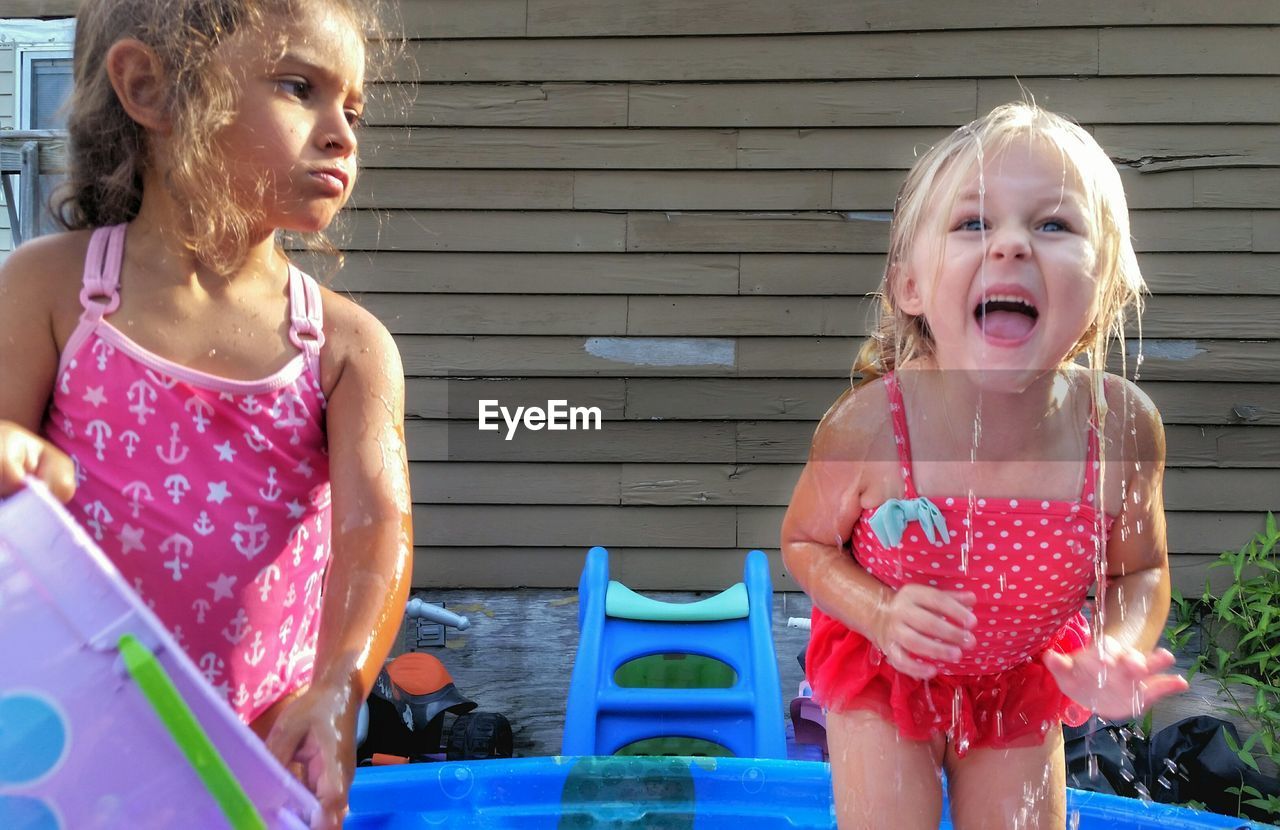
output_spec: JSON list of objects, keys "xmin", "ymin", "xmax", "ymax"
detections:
[{"xmin": 118, "ymin": 634, "xmax": 266, "ymax": 830}]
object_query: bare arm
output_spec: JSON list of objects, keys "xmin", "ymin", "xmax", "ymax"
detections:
[
  {"xmin": 1043, "ymin": 377, "xmax": 1187, "ymax": 717},
  {"xmin": 1099, "ymin": 380, "xmax": 1172, "ymax": 652},
  {"xmin": 265, "ymin": 295, "xmax": 412, "ymax": 828},
  {"xmin": 781, "ymin": 383, "xmax": 976, "ymax": 679},
  {"xmin": 0, "ymin": 236, "xmax": 79, "ymax": 499}
]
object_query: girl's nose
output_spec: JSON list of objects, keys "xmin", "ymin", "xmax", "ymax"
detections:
[
  {"xmin": 319, "ymin": 111, "xmax": 358, "ymax": 155},
  {"xmin": 987, "ymin": 226, "xmax": 1031, "ymax": 260}
]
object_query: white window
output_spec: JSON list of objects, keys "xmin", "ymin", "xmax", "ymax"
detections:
[
  {"xmin": 14, "ymin": 44, "xmax": 73, "ymax": 237},
  {"xmin": 17, "ymin": 46, "xmax": 73, "ymax": 131}
]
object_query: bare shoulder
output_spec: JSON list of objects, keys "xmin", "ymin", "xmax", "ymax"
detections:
[
  {"xmin": 0, "ymin": 230, "xmax": 94, "ymax": 342},
  {"xmin": 809, "ymin": 375, "xmax": 892, "ymax": 463},
  {"xmin": 316, "ymin": 285, "xmax": 404, "ymax": 400},
  {"xmin": 1100, "ymin": 372, "xmax": 1165, "ymax": 463}
]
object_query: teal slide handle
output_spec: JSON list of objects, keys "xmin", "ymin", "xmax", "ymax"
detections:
[{"xmin": 118, "ymin": 634, "xmax": 267, "ymax": 830}]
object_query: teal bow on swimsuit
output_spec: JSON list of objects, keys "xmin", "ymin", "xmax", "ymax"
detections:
[{"xmin": 867, "ymin": 497, "xmax": 952, "ymax": 549}]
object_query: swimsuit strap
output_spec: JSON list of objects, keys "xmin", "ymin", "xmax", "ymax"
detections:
[
  {"xmin": 287, "ymin": 264, "xmax": 325, "ymax": 380},
  {"xmin": 1079, "ymin": 404, "xmax": 1102, "ymax": 510},
  {"xmin": 78, "ymin": 224, "xmax": 127, "ymax": 322},
  {"xmin": 883, "ymin": 372, "xmax": 920, "ymax": 500}
]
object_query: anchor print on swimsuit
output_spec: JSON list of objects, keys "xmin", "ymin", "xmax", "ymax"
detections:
[{"xmin": 42, "ymin": 225, "xmax": 334, "ymax": 724}]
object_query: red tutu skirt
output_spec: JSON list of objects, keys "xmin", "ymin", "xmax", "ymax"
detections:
[{"xmin": 806, "ymin": 609, "xmax": 1091, "ymax": 757}]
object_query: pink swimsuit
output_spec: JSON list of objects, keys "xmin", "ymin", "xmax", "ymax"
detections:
[
  {"xmin": 807, "ymin": 372, "xmax": 1106, "ymax": 753},
  {"xmin": 43, "ymin": 224, "xmax": 332, "ymax": 724}
]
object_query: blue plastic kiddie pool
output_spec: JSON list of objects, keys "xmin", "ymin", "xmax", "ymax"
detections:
[{"xmin": 344, "ymin": 756, "xmax": 1264, "ymax": 829}]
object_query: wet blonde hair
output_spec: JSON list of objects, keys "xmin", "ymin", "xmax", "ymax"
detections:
[
  {"xmin": 54, "ymin": 0, "xmax": 391, "ymax": 275},
  {"xmin": 855, "ymin": 101, "xmax": 1145, "ymax": 385}
]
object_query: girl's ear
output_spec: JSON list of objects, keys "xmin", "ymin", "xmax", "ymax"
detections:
[
  {"xmin": 891, "ymin": 264, "xmax": 926, "ymax": 316},
  {"xmin": 105, "ymin": 38, "xmax": 171, "ymax": 133}
]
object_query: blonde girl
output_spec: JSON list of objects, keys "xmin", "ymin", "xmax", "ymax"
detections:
[{"xmin": 781, "ymin": 103, "xmax": 1188, "ymax": 829}]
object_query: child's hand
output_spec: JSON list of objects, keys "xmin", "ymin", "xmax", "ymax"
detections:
[
  {"xmin": 871, "ymin": 584, "xmax": 978, "ymax": 679},
  {"xmin": 265, "ymin": 679, "xmax": 362, "ymax": 830},
  {"xmin": 0, "ymin": 421, "xmax": 75, "ymax": 501},
  {"xmin": 1042, "ymin": 635, "xmax": 1189, "ymax": 720}
]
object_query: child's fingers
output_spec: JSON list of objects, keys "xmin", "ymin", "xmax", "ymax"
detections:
[
  {"xmin": 884, "ymin": 641, "xmax": 938, "ymax": 679},
  {"xmin": 902, "ymin": 585, "xmax": 978, "ymax": 628},
  {"xmin": 1143, "ymin": 648, "xmax": 1177, "ymax": 673},
  {"xmin": 902, "ymin": 600, "xmax": 975, "ymax": 646},
  {"xmin": 899, "ymin": 625, "xmax": 965, "ymax": 662},
  {"xmin": 1139, "ymin": 673, "xmax": 1190, "ymax": 706},
  {"xmin": 34, "ymin": 446, "xmax": 76, "ymax": 502}
]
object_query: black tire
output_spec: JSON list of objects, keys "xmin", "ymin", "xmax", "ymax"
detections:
[{"xmin": 445, "ymin": 711, "xmax": 514, "ymax": 760}]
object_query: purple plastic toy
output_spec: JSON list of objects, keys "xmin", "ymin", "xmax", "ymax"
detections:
[{"xmin": 0, "ymin": 480, "xmax": 317, "ymax": 829}]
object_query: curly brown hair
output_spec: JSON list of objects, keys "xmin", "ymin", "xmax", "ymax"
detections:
[{"xmin": 54, "ymin": 0, "xmax": 393, "ymax": 275}]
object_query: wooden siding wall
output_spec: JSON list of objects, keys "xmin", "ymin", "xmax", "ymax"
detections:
[
  {"xmin": 18, "ymin": 2, "xmax": 1278, "ymax": 590},
  {"xmin": 340, "ymin": 2, "xmax": 1280, "ymax": 591}
]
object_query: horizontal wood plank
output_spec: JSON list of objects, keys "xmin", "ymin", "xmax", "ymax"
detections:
[
  {"xmin": 979, "ymin": 77, "xmax": 1280, "ymax": 125},
  {"xmin": 406, "ymin": 420, "xmax": 738, "ymax": 462},
  {"xmin": 1096, "ymin": 125, "xmax": 1280, "ymax": 171},
  {"xmin": 732, "ymin": 421, "xmax": 1280, "ymax": 467},
  {"xmin": 359, "ymin": 127, "xmax": 739, "ymax": 169},
  {"xmin": 360, "ymin": 294, "xmax": 630, "ymax": 334},
  {"xmin": 574, "ymin": 170, "xmax": 837, "ymax": 210},
  {"xmin": 405, "ymin": 30, "xmax": 1097, "ymax": 82},
  {"xmin": 343, "ymin": 210, "xmax": 627, "ymax": 251},
  {"xmin": 626, "ymin": 211, "xmax": 890, "ymax": 253},
  {"xmin": 1137, "ymin": 253, "xmax": 1280, "ymax": 294},
  {"xmin": 412, "ymin": 462, "xmax": 623, "ymax": 504},
  {"xmin": 739, "ymin": 253, "xmax": 886, "ymax": 295},
  {"xmin": 350, "ymin": 169, "xmax": 575, "ymax": 210},
  {"xmin": 356, "ymin": 127, "xmax": 1280, "ymax": 172},
  {"xmin": 396, "ymin": 336, "xmax": 1280, "ymax": 381},
  {"xmin": 626, "ymin": 378, "xmax": 847, "ymax": 420},
  {"xmin": 628, "ymin": 80, "xmax": 977, "ymax": 128},
  {"xmin": 347, "ymin": 169, "xmax": 1280, "ymax": 213},
  {"xmin": 394, "ymin": 0, "xmax": 527, "ymax": 38},
  {"xmin": 0, "ymin": 1, "xmax": 78, "ymax": 16},
  {"xmin": 738, "ymin": 253, "xmax": 1280, "ymax": 296},
  {"xmin": 412, "ymin": 547, "xmax": 801, "ymax": 590},
  {"xmin": 412, "ymin": 464, "xmax": 1280, "ymax": 512},
  {"xmin": 328, "ymin": 252, "xmax": 740, "ymax": 294},
  {"xmin": 409, "ymin": 547, "xmax": 1224, "ymax": 596},
  {"xmin": 402, "ymin": 418, "xmax": 1279, "ymax": 467},
  {"xmin": 378, "ymin": 294, "xmax": 1271, "ymax": 338},
  {"xmin": 406, "ymin": 379, "xmax": 1280, "ymax": 427},
  {"xmin": 522, "ymin": 0, "xmax": 1280, "ymax": 37},
  {"xmin": 406, "ymin": 377, "xmax": 627, "ymax": 420},
  {"xmin": 415, "ymin": 504, "xmax": 737, "ymax": 547},
  {"xmin": 369, "ymin": 83, "xmax": 628, "ymax": 127},
  {"xmin": 1099, "ymin": 26, "xmax": 1280, "ymax": 75},
  {"xmin": 738, "ymin": 127, "xmax": 953, "ymax": 169},
  {"xmin": 1193, "ymin": 169, "xmax": 1280, "ymax": 209}
]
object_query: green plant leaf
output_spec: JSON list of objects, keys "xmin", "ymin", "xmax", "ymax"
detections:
[
  {"xmin": 1266, "ymin": 511, "xmax": 1277, "ymax": 539},
  {"xmin": 1217, "ymin": 584, "xmax": 1241, "ymax": 617}
]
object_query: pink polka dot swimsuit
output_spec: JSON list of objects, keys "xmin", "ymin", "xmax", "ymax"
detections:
[
  {"xmin": 806, "ymin": 372, "xmax": 1106, "ymax": 751},
  {"xmin": 853, "ymin": 372, "xmax": 1106, "ymax": 675},
  {"xmin": 43, "ymin": 224, "xmax": 332, "ymax": 724}
]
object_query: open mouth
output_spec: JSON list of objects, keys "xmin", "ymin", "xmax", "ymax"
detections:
[{"xmin": 974, "ymin": 294, "xmax": 1039, "ymax": 342}]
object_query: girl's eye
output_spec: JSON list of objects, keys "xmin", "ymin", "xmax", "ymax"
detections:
[
  {"xmin": 955, "ymin": 217, "xmax": 986, "ymax": 232},
  {"xmin": 345, "ymin": 109, "xmax": 365, "ymax": 128},
  {"xmin": 1040, "ymin": 218, "xmax": 1071, "ymax": 232},
  {"xmin": 278, "ymin": 78, "xmax": 311, "ymax": 99}
]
